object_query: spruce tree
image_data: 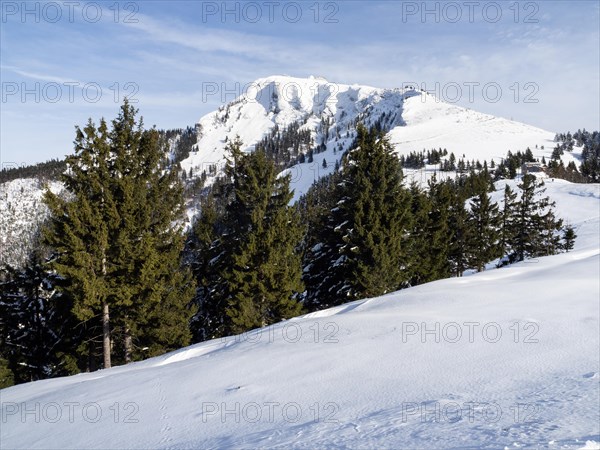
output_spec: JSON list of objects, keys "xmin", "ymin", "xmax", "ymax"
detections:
[
  {"xmin": 44, "ymin": 101, "xmax": 195, "ymax": 369},
  {"xmin": 468, "ymin": 191, "xmax": 501, "ymax": 271},
  {"xmin": 406, "ymin": 182, "xmax": 432, "ymax": 286},
  {"xmin": 421, "ymin": 176, "xmax": 452, "ymax": 281},
  {"xmin": 44, "ymin": 117, "xmax": 117, "ymax": 369},
  {"xmin": 224, "ymin": 145, "xmax": 304, "ymax": 333},
  {"xmin": 192, "ymin": 139, "xmax": 304, "ymax": 337},
  {"xmin": 303, "ymin": 124, "xmax": 414, "ymax": 306},
  {"xmin": 336, "ymin": 124, "xmax": 412, "ymax": 299},
  {"xmin": 108, "ymin": 115, "xmax": 196, "ymax": 361},
  {"xmin": 513, "ymin": 175, "xmax": 563, "ymax": 261},
  {"xmin": 563, "ymin": 224, "xmax": 577, "ymax": 252}
]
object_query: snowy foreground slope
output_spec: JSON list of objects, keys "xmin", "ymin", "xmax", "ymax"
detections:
[{"xmin": 1, "ymin": 182, "xmax": 599, "ymax": 449}]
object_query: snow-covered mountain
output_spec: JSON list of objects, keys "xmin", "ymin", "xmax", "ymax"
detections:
[
  {"xmin": 2, "ymin": 180, "xmax": 598, "ymax": 449},
  {"xmin": 2, "ymin": 75, "xmax": 571, "ymax": 268},
  {"xmin": 181, "ymin": 75, "xmax": 562, "ymax": 201}
]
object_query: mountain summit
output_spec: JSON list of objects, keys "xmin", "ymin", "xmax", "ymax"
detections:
[{"xmin": 180, "ymin": 75, "xmax": 558, "ymax": 200}]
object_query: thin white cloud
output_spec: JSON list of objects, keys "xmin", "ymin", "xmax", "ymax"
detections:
[{"xmin": 1, "ymin": 66, "xmax": 83, "ymax": 85}]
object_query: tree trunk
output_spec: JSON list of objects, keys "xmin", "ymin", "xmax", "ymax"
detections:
[
  {"xmin": 102, "ymin": 300, "xmax": 111, "ymax": 369},
  {"xmin": 124, "ymin": 323, "xmax": 132, "ymax": 364},
  {"xmin": 101, "ymin": 230, "xmax": 111, "ymax": 369}
]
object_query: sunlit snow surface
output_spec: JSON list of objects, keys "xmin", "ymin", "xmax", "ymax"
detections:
[{"xmin": 1, "ymin": 181, "xmax": 598, "ymax": 449}]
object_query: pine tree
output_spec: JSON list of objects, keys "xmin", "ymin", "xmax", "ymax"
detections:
[
  {"xmin": 337, "ymin": 124, "xmax": 412, "ymax": 299},
  {"xmin": 563, "ymin": 224, "xmax": 577, "ymax": 252},
  {"xmin": 108, "ymin": 116, "xmax": 196, "ymax": 361},
  {"xmin": 468, "ymin": 191, "xmax": 501, "ymax": 271},
  {"xmin": 303, "ymin": 125, "xmax": 413, "ymax": 305},
  {"xmin": 191, "ymin": 139, "xmax": 304, "ymax": 337},
  {"xmin": 420, "ymin": 176, "xmax": 452, "ymax": 281},
  {"xmin": 225, "ymin": 145, "xmax": 304, "ymax": 333},
  {"xmin": 44, "ymin": 117, "xmax": 117, "ymax": 369},
  {"xmin": 513, "ymin": 175, "xmax": 563, "ymax": 261},
  {"xmin": 406, "ymin": 182, "xmax": 432, "ymax": 286},
  {"xmin": 44, "ymin": 101, "xmax": 196, "ymax": 369}
]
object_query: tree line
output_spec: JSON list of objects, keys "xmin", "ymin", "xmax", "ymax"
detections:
[{"xmin": 0, "ymin": 159, "xmax": 66, "ymax": 184}]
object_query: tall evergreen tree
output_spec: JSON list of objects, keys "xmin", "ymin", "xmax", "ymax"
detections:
[
  {"xmin": 406, "ymin": 182, "xmax": 433, "ymax": 286},
  {"xmin": 108, "ymin": 113, "xmax": 195, "ymax": 361},
  {"xmin": 512, "ymin": 175, "xmax": 563, "ymax": 261},
  {"xmin": 44, "ymin": 101, "xmax": 195, "ymax": 369},
  {"xmin": 225, "ymin": 146, "xmax": 305, "ymax": 332},
  {"xmin": 448, "ymin": 187, "xmax": 471, "ymax": 277},
  {"xmin": 420, "ymin": 176, "xmax": 452, "ymax": 281},
  {"xmin": 191, "ymin": 139, "xmax": 304, "ymax": 337},
  {"xmin": 468, "ymin": 191, "xmax": 501, "ymax": 272},
  {"xmin": 335, "ymin": 124, "xmax": 412, "ymax": 299},
  {"xmin": 44, "ymin": 117, "xmax": 117, "ymax": 368},
  {"xmin": 303, "ymin": 125, "xmax": 413, "ymax": 307}
]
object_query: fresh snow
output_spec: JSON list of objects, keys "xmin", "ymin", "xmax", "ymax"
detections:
[{"xmin": 2, "ymin": 181, "xmax": 598, "ymax": 449}]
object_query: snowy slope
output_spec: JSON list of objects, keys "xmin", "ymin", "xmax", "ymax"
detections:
[
  {"xmin": 388, "ymin": 94, "xmax": 556, "ymax": 161},
  {"xmin": 0, "ymin": 178, "xmax": 64, "ymax": 268},
  {"xmin": 2, "ymin": 181, "xmax": 598, "ymax": 450},
  {"xmin": 181, "ymin": 75, "xmax": 403, "ymax": 172}
]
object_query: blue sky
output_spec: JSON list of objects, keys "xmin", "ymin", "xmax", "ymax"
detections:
[{"xmin": 1, "ymin": 0, "xmax": 599, "ymax": 165}]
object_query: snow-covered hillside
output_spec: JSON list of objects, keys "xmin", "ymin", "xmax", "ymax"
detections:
[
  {"xmin": 181, "ymin": 75, "xmax": 560, "ymax": 201},
  {"xmin": 0, "ymin": 178, "xmax": 64, "ymax": 268},
  {"xmin": 2, "ymin": 181, "xmax": 598, "ymax": 449}
]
